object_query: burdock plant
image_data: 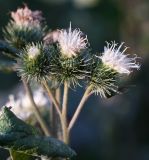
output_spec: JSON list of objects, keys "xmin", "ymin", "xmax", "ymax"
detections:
[{"xmin": 0, "ymin": 5, "xmax": 140, "ymax": 160}]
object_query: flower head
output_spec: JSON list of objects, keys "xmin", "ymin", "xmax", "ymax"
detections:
[
  {"xmin": 99, "ymin": 41, "xmax": 140, "ymax": 74},
  {"xmin": 11, "ymin": 5, "xmax": 44, "ymax": 28},
  {"xmin": 44, "ymin": 30, "xmax": 61, "ymax": 44},
  {"xmin": 58, "ymin": 23, "xmax": 88, "ymax": 58},
  {"xmin": 17, "ymin": 43, "xmax": 52, "ymax": 82}
]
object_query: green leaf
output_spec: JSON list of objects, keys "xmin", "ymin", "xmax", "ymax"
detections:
[
  {"xmin": 10, "ymin": 150, "xmax": 37, "ymax": 160},
  {"xmin": 0, "ymin": 107, "xmax": 76, "ymax": 159}
]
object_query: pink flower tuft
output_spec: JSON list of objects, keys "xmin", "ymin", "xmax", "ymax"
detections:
[{"xmin": 11, "ymin": 5, "xmax": 44, "ymax": 27}]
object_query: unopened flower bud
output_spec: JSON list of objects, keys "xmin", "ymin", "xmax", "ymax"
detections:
[{"xmin": 27, "ymin": 46, "xmax": 40, "ymax": 59}]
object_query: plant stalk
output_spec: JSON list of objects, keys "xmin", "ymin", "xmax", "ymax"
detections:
[
  {"xmin": 68, "ymin": 85, "xmax": 92, "ymax": 133},
  {"xmin": 50, "ymin": 89, "xmax": 62, "ymax": 139},
  {"xmin": 61, "ymin": 82, "xmax": 69, "ymax": 144},
  {"xmin": 43, "ymin": 81, "xmax": 62, "ymax": 119},
  {"xmin": 9, "ymin": 149, "xmax": 13, "ymax": 160},
  {"xmin": 55, "ymin": 88, "xmax": 63, "ymax": 140},
  {"xmin": 50, "ymin": 91, "xmax": 55, "ymax": 136},
  {"xmin": 22, "ymin": 79, "xmax": 51, "ymax": 136}
]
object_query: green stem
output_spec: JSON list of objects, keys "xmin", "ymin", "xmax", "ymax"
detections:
[
  {"xmin": 50, "ymin": 91, "xmax": 55, "ymax": 136},
  {"xmin": 22, "ymin": 79, "xmax": 51, "ymax": 136},
  {"xmin": 9, "ymin": 149, "xmax": 13, "ymax": 160},
  {"xmin": 43, "ymin": 81, "xmax": 69, "ymax": 145},
  {"xmin": 50, "ymin": 89, "xmax": 61, "ymax": 139},
  {"xmin": 68, "ymin": 85, "xmax": 92, "ymax": 133},
  {"xmin": 61, "ymin": 82, "xmax": 69, "ymax": 144},
  {"xmin": 55, "ymin": 88, "xmax": 63, "ymax": 140},
  {"xmin": 56, "ymin": 87, "xmax": 61, "ymax": 105},
  {"xmin": 43, "ymin": 81, "xmax": 62, "ymax": 119}
]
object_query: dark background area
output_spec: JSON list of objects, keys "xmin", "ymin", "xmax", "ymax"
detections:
[{"xmin": 0, "ymin": 0, "xmax": 149, "ymax": 160}]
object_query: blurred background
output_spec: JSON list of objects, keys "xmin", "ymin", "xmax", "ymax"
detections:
[{"xmin": 0, "ymin": 0, "xmax": 149, "ymax": 159}]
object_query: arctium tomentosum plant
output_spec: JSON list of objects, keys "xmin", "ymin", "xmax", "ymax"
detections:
[{"xmin": 0, "ymin": 4, "xmax": 140, "ymax": 160}]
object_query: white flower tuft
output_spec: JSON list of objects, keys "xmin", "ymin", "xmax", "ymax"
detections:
[
  {"xmin": 27, "ymin": 46, "xmax": 40, "ymax": 59},
  {"xmin": 5, "ymin": 87, "xmax": 50, "ymax": 120},
  {"xmin": 99, "ymin": 41, "xmax": 140, "ymax": 74},
  {"xmin": 58, "ymin": 23, "xmax": 88, "ymax": 58}
]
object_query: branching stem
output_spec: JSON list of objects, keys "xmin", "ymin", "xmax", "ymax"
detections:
[
  {"xmin": 22, "ymin": 79, "xmax": 51, "ymax": 136},
  {"xmin": 43, "ymin": 81, "xmax": 62, "ymax": 119},
  {"xmin": 43, "ymin": 81, "xmax": 70, "ymax": 144},
  {"xmin": 55, "ymin": 88, "xmax": 63, "ymax": 140},
  {"xmin": 68, "ymin": 85, "xmax": 92, "ymax": 133},
  {"xmin": 61, "ymin": 82, "xmax": 69, "ymax": 144}
]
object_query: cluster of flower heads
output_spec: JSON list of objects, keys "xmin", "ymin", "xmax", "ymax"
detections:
[
  {"xmin": 4, "ymin": 5, "xmax": 140, "ymax": 97},
  {"xmin": 5, "ymin": 87, "xmax": 50, "ymax": 120}
]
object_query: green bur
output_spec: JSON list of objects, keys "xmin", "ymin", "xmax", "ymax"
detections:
[{"xmin": 0, "ymin": 107, "xmax": 76, "ymax": 159}]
